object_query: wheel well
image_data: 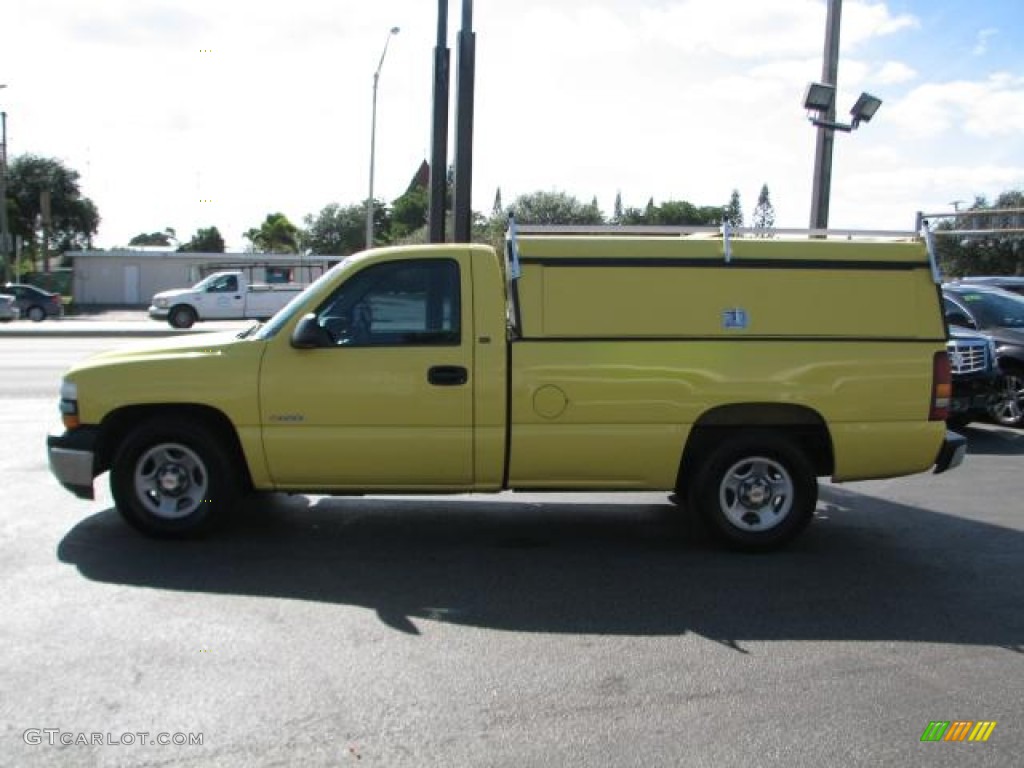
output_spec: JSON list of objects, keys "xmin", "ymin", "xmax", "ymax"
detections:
[
  {"xmin": 95, "ymin": 404, "xmax": 252, "ymax": 489},
  {"xmin": 997, "ymin": 356, "xmax": 1024, "ymax": 374},
  {"xmin": 676, "ymin": 404, "xmax": 834, "ymax": 491}
]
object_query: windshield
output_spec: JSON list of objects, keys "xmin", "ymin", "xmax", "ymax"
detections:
[
  {"xmin": 254, "ymin": 261, "xmax": 348, "ymax": 340},
  {"xmin": 959, "ymin": 290, "xmax": 1024, "ymax": 329},
  {"xmin": 191, "ymin": 274, "xmax": 219, "ymax": 291}
]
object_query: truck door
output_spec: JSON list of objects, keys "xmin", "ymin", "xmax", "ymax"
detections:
[
  {"xmin": 258, "ymin": 256, "xmax": 475, "ymax": 489},
  {"xmin": 202, "ymin": 272, "xmax": 243, "ymax": 319}
]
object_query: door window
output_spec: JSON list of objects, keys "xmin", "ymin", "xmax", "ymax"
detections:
[
  {"xmin": 208, "ymin": 274, "xmax": 238, "ymax": 293},
  {"xmin": 315, "ymin": 259, "xmax": 461, "ymax": 346}
]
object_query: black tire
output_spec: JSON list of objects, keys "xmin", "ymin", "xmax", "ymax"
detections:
[
  {"xmin": 988, "ymin": 371, "xmax": 1024, "ymax": 428},
  {"xmin": 687, "ymin": 432, "xmax": 817, "ymax": 552},
  {"xmin": 169, "ymin": 305, "xmax": 197, "ymax": 329},
  {"xmin": 27, "ymin": 305, "xmax": 46, "ymax": 322},
  {"xmin": 110, "ymin": 417, "xmax": 239, "ymax": 538}
]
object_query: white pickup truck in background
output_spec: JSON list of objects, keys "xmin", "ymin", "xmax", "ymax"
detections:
[{"xmin": 148, "ymin": 270, "xmax": 306, "ymax": 328}]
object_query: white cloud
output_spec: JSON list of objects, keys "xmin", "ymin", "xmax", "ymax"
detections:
[
  {"xmin": 875, "ymin": 61, "xmax": 917, "ymax": 85},
  {"xmin": 887, "ymin": 72, "xmax": 1024, "ymax": 139},
  {"xmin": 973, "ymin": 28, "xmax": 998, "ymax": 57}
]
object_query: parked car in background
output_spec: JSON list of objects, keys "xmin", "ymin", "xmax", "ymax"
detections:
[
  {"xmin": 943, "ymin": 283, "xmax": 1024, "ymax": 427},
  {"xmin": 0, "ymin": 293, "xmax": 20, "ymax": 322},
  {"xmin": 945, "ymin": 326, "xmax": 999, "ymax": 428},
  {"xmin": 2, "ymin": 283, "xmax": 64, "ymax": 322},
  {"xmin": 958, "ymin": 276, "xmax": 1024, "ymax": 296}
]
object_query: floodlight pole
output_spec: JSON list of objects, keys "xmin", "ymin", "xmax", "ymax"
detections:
[{"xmin": 810, "ymin": 0, "xmax": 842, "ymax": 231}]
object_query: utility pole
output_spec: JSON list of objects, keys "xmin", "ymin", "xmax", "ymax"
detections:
[
  {"xmin": 428, "ymin": 0, "xmax": 450, "ymax": 243},
  {"xmin": 40, "ymin": 189, "xmax": 52, "ymax": 273},
  {"xmin": 452, "ymin": 0, "xmax": 476, "ymax": 243},
  {"xmin": 809, "ymin": 0, "xmax": 842, "ymax": 231},
  {"xmin": 0, "ymin": 109, "xmax": 10, "ymax": 283}
]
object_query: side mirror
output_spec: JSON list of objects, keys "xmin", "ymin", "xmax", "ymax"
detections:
[
  {"xmin": 945, "ymin": 311, "xmax": 975, "ymax": 329},
  {"xmin": 290, "ymin": 313, "xmax": 332, "ymax": 349}
]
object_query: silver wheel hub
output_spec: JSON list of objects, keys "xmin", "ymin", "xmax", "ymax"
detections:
[
  {"xmin": 739, "ymin": 477, "xmax": 772, "ymax": 508},
  {"xmin": 134, "ymin": 443, "xmax": 209, "ymax": 520},
  {"xmin": 719, "ymin": 456, "xmax": 794, "ymax": 532},
  {"xmin": 157, "ymin": 464, "xmax": 190, "ymax": 495}
]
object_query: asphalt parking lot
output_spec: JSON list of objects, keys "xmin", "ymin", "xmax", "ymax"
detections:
[{"xmin": 1, "ymin": 333, "xmax": 1021, "ymax": 767}]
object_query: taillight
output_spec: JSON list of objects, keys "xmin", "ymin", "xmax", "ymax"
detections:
[{"xmin": 930, "ymin": 351, "xmax": 951, "ymax": 421}]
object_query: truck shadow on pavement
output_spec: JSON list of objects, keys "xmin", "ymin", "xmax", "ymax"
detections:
[{"xmin": 57, "ymin": 489, "xmax": 1023, "ymax": 653}]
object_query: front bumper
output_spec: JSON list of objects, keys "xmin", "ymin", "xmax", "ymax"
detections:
[
  {"xmin": 148, "ymin": 305, "xmax": 170, "ymax": 321},
  {"xmin": 47, "ymin": 427, "xmax": 101, "ymax": 499},
  {"xmin": 933, "ymin": 430, "xmax": 968, "ymax": 474}
]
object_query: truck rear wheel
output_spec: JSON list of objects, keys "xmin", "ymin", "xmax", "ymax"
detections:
[
  {"xmin": 169, "ymin": 305, "xmax": 197, "ymax": 329},
  {"xmin": 687, "ymin": 432, "xmax": 817, "ymax": 552},
  {"xmin": 110, "ymin": 417, "xmax": 239, "ymax": 538}
]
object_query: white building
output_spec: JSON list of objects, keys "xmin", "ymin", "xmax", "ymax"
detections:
[{"xmin": 64, "ymin": 250, "xmax": 340, "ymax": 306}]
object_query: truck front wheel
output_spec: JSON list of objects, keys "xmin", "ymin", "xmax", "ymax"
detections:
[
  {"xmin": 110, "ymin": 418, "xmax": 238, "ymax": 538},
  {"xmin": 168, "ymin": 305, "xmax": 197, "ymax": 329},
  {"xmin": 687, "ymin": 433, "xmax": 817, "ymax": 552}
]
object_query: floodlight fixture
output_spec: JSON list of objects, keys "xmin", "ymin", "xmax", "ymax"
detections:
[
  {"xmin": 804, "ymin": 82, "xmax": 882, "ymax": 133},
  {"xmin": 849, "ymin": 92, "xmax": 882, "ymax": 127},
  {"xmin": 803, "ymin": 81, "xmax": 835, "ymax": 113}
]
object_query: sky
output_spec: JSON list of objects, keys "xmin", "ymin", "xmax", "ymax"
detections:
[{"xmin": 2, "ymin": 0, "xmax": 1023, "ymax": 251}]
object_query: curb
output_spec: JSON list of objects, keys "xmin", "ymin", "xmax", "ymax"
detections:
[{"xmin": 0, "ymin": 321, "xmax": 249, "ymax": 338}]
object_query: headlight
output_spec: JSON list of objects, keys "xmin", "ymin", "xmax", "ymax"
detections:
[
  {"xmin": 155, "ymin": 297, "xmax": 169, "ymax": 308},
  {"xmin": 59, "ymin": 379, "xmax": 80, "ymax": 429}
]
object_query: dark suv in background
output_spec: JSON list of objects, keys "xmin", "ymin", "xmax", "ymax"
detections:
[
  {"xmin": 943, "ymin": 283, "xmax": 1024, "ymax": 427},
  {"xmin": 957, "ymin": 276, "xmax": 1024, "ymax": 296},
  {"xmin": 945, "ymin": 326, "xmax": 999, "ymax": 427}
]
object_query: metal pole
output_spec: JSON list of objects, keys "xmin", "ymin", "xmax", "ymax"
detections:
[
  {"xmin": 428, "ymin": 0, "xmax": 450, "ymax": 244},
  {"xmin": 809, "ymin": 0, "xmax": 842, "ymax": 231},
  {"xmin": 0, "ymin": 109, "xmax": 10, "ymax": 283},
  {"xmin": 452, "ymin": 0, "xmax": 475, "ymax": 243},
  {"xmin": 366, "ymin": 28, "xmax": 399, "ymax": 250}
]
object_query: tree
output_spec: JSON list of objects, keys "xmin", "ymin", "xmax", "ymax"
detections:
[
  {"xmin": 509, "ymin": 191, "xmax": 604, "ymax": 225},
  {"xmin": 302, "ymin": 203, "xmax": 367, "ymax": 255},
  {"xmin": 492, "ymin": 187, "xmax": 503, "ymax": 218},
  {"xmin": 612, "ymin": 191, "xmax": 624, "ymax": 224},
  {"xmin": 752, "ymin": 184, "xmax": 776, "ymax": 236},
  {"xmin": 178, "ymin": 226, "xmax": 225, "ymax": 253},
  {"xmin": 617, "ymin": 198, "xmax": 721, "ymax": 226},
  {"xmin": 389, "ymin": 185, "xmax": 429, "ymax": 242},
  {"xmin": 244, "ymin": 212, "xmax": 300, "ymax": 253},
  {"xmin": 129, "ymin": 228, "xmax": 176, "ymax": 247},
  {"xmin": 724, "ymin": 189, "xmax": 744, "ymax": 228},
  {"xmin": 936, "ymin": 190, "xmax": 1024, "ymax": 277},
  {"xmin": 5, "ymin": 154, "xmax": 100, "ymax": 265}
]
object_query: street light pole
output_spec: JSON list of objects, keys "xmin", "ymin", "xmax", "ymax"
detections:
[
  {"xmin": 0, "ymin": 84, "xmax": 11, "ymax": 283},
  {"xmin": 809, "ymin": 0, "xmax": 842, "ymax": 231},
  {"xmin": 366, "ymin": 26, "xmax": 400, "ymax": 251}
]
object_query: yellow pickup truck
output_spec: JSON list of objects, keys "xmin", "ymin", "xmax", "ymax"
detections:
[{"xmin": 48, "ymin": 225, "xmax": 965, "ymax": 550}]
